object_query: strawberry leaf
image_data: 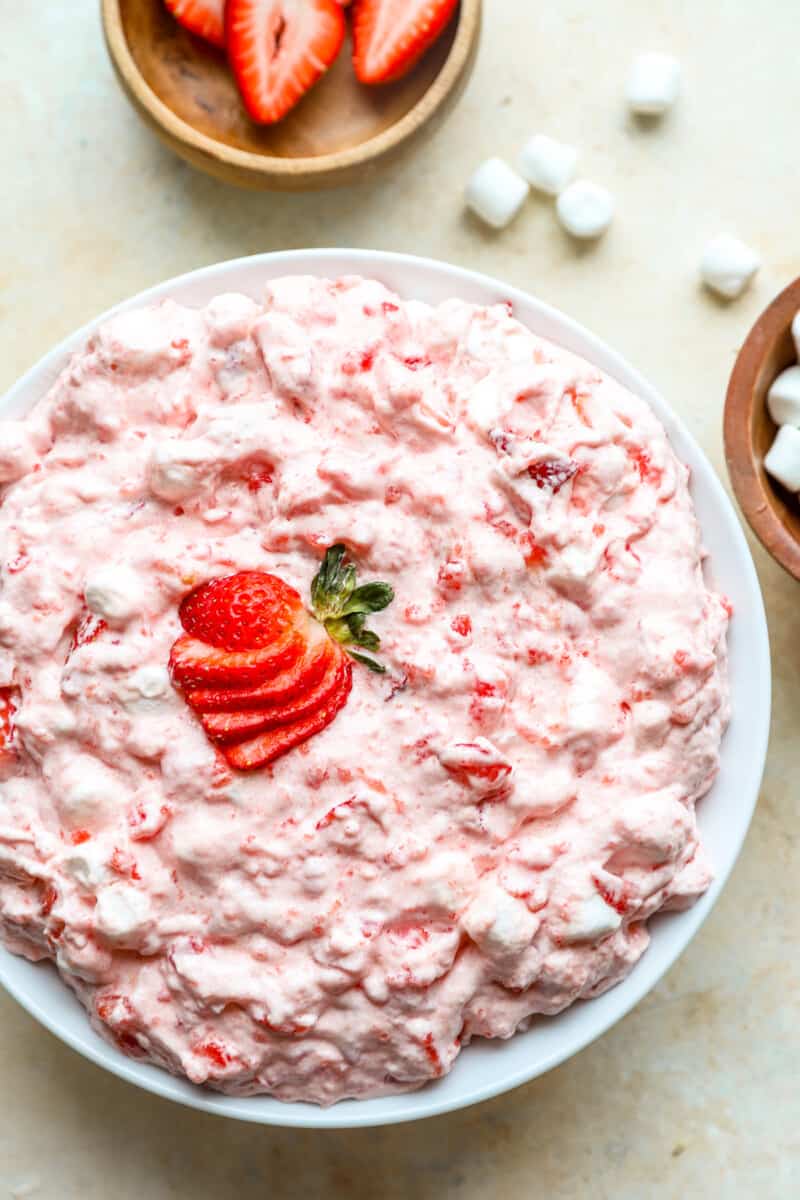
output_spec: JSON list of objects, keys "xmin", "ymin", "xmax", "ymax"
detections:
[
  {"xmin": 340, "ymin": 582, "xmax": 394, "ymax": 616},
  {"xmin": 310, "ymin": 545, "xmax": 394, "ymax": 672},
  {"xmin": 348, "ymin": 651, "xmax": 387, "ymax": 674}
]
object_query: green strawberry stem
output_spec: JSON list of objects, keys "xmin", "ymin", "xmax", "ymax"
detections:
[{"xmin": 310, "ymin": 545, "xmax": 394, "ymax": 674}]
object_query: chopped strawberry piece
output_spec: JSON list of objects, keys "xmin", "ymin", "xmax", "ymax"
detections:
[
  {"xmin": 128, "ymin": 796, "xmax": 172, "ymax": 842},
  {"xmin": 95, "ymin": 991, "xmax": 135, "ymax": 1028},
  {"xmin": 352, "ymin": 0, "xmax": 458, "ymax": 84},
  {"xmin": 223, "ymin": 659, "xmax": 352, "ymax": 770},
  {"xmin": 201, "ymin": 645, "xmax": 348, "ymax": 743},
  {"xmin": 421, "ymin": 1031, "xmax": 442, "ymax": 1075},
  {"xmin": 163, "ymin": 0, "xmax": 226, "ymax": 48},
  {"xmin": 0, "ymin": 688, "xmax": 17, "ymax": 757},
  {"xmin": 526, "ymin": 458, "xmax": 579, "ymax": 492},
  {"xmin": 592, "ymin": 872, "xmax": 632, "ymax": 915},
  {"xmin": 70, "ymin": 829, "xmax": 91, "ymax": 845},
  {"xmin": 241, "ymin": 461, "xmax": 274, "ymax": 492},
  {"xmin": 195, "ymin": 1038, "xmax": 234, "ymax": 1067},
  {"xmin": 179, "ymin": 570, "xmax": 302, "ymax": 652},
  {"xmin": 438, "ymin": 739, "xmax": 512, "ymax": 799},
  {"xmin": 437, "ymin": 554, "xmax": 466, "ymax": 594},
  {"xmin": 69, "ymin": 611, "xmax": 107, "ymax": 657},
  {"xmin": 450, "ymin": 614, "xmax": 472, "ymax": 637},
  {"xmin": 629, "ymin": 446, "xmax": 664, "ymax": 486},
  {"xmin": 110, "ymin": 848, "xmax": 141, "ymax": 881},
  {"xmin": 519, "ymin": 532, "xmax": 548, "ymax": 567},
  {"xmin": 226, "ymin": 0, "xmax": 346, "ymax": 125}
]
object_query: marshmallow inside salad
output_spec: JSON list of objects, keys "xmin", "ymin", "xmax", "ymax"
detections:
[{"xmin": 0, "ymin": 276, "xmax": 730, "ymax": 1105}]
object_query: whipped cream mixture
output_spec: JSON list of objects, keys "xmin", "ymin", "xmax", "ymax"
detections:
[{"xmin": 0, "ymin": 276, "xmax": 730, "ymax": 1104}]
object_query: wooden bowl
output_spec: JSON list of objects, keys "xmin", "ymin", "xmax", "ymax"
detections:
[
  {"xmin": 101, "ymin": 0, "xmax": 481, "ymax": 190},
  {"xmin": 724, "ymin": 276, "xmax": 800, "ymax": 581}
]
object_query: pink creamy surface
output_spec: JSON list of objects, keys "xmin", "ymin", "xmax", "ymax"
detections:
[{"xmin": 0, "ymin": 276, "xmax": 730, "ymax": 1105}]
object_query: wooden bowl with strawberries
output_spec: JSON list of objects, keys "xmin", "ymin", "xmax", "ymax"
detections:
[{"xmin": 101, "ymin": 0, "xmax": 481, "ymax": 190}]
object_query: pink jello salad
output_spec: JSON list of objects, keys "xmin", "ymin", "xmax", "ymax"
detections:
[{"xmin": 0, "ymin": 276, "xmax": 730, "ymax": 1104}]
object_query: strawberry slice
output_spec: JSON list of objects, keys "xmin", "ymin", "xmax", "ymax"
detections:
[
  {"xmin": 351, "ymin": 0, "xmax": 458, "ymax": 85},
  {"xmin": 223, "ymin": 659, "xmax": 352, "ymax": 770},
  {"xmin": 180, "ymin": 571, "xmax": 303, "ymax": 652},
  {"xmin": 164, "ymin": 0, "xmax": 227, "ymax": 48},
  {"xmin": 200, "ymin": 645, "xmax": 348, "ymax": 742},
  {"xmin": 186, "ymin": 621, "xmax": 331, "ymax": 711},
  {"xmin": 170, "ymin": 627, "xmax": 304, "ymax": 687},
  {"xmin": 226, "ymin": 0, "xmax": 346, "ymax": 125}
]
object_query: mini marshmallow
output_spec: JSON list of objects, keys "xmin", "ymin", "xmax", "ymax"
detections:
[
  {"xmin": 128, "ymin": 665, "xmax": 171, "ymax": 700},
  {"xmin": 57, "ymin": 753, "xmax": 119, "ymax": 824},
  {"xmin": 95, "ymin": 884, "xmax": 151, "ymax": 942},
  {"xmin": 556, "ymin": 180, "xmax": 615, "ymax": 239},
  {"xmin": 465, "ymin": 158, "xmax": 529, "ymax": 229},
  {"xmin": 626, "ymin": 52, "xmax": 681, "ymax": 116},
  {"xmin": 84, "ymin": 564, "xmax": 146, "ymax": 624},
  {"xmin": 699, "ymin": 234, "xmax": 760, "ymax": 299},
  {"xmin": 764, "ymin": 425, "xmax": 800, "ymax": 492},
  {"xmin": 518, "ymin": 134, "xmax": 578, "ymax": 196},
  {"xmin": 767, "ymin": 366, "xmax": 800, "ymax": 429},
  {"xmin": 63, "ymin": 841, "xmax": 110, "ymax": 890},
  {"xmin": 560, "ymin": 893, "xmax": 622, "ymax": 944}
]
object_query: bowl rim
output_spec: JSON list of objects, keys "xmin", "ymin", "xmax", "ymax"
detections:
[
  {"xmin": 100, "ymin": 0, "xmax": 482, "ymax": 181},
  {"xmin": 724, "ymin": 274, "xmax": 800, "ymax": 581},
  {"xmin": 0, "ymin": 249, "xmax": 771, "ymax": 1128}
]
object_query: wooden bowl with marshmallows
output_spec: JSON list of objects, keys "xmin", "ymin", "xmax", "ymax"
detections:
[{"xmin": 725, "ymin": 276, "xmax": 800, "ymax": 581}]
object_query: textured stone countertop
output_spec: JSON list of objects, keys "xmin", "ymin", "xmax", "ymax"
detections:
[{"xmin": 1, "ymin": 2, "xmax": 798, "ymax": 1196}]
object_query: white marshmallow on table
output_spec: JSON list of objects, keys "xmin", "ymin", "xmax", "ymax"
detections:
[
  {"xmin": 556, "ymin": 180, "xmax": 615, "ymax": 239},
  {"xmin": 465, "ymin": 158, "xmax": 529, "ymax": 229},
  {"xmin": 518, "ymin": 134, "xmax": 578, "ymax": 196},
  {"xmin": 764, "ymin": 425, "xmax": 800, "ymax": 493},
  {"xmin": 699, "ymin": 233, "xmax": 761, "ymax": 299},
  {"xmin": 767, "ymin": 366, "xmax": 800, "ymax": 428},
  {"xmin": 626, "ymin": 52, "xmax": 681, "ymax": 115}
]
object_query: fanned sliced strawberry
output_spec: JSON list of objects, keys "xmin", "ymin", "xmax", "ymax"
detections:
[
  {"xmin": 201, "ymin": 646, "xmax": 348, "ymax": 743},
  {"xmin": 170, "ymin": 551, "xmax": 393, "ymax": 770},
  {"xmin": 223, "ymin": 659, "xmax": 352, "ymax": 770},
  {"xmin": 186, "ymin": 621, "xmax": 331, "ymax": 711},
  {"xmin": 170, "ymin": 626, "xmax": 304, "ymax": 687},
  {"xmin": 180, "ymin": 570, "xmax": 302, "ymax": 651},
  {"xmin": 226, "ymin": 0, "xmax": 346, "ymax": 125},
  {"xmin": 164, "ymin": 0, "xmax": 227, "ymax": 48},
  {"xmin": 351, "ymin": 0, "xmax": 458, "ymax": 85}
]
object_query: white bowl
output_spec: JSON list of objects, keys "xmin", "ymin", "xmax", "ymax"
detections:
[{"xmin": 0, "ymin": 250, "xmax": 770, "ymax": 1128}]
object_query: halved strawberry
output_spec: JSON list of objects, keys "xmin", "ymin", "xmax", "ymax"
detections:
[
  {"xmin": 180, "ymin": 571, "xmax": 302, "ymax": 651},
  {"xmin": 226, "ymin": 0, "xmax": 346, "ymax": 125},
  {"xmin": 223, "ymin": 659, "xmax": 352, "ymax": 770},
  {"xmin": 351, "ymin": 0, "xmax": 458, "ymax": 85},
  {"xmin": 200, "ymin": 645, "xmax": 348, "ymax": 742},
  {"xmin": 170, "ymin": 627, "xmax": 304, "ymax": 687},
  {"xmin": 164, "ymin": 0, "xmax": 227, "ymax": 48},
  {"xmin": 186, "ymin": 620, "xmax": 331, "ymax": 711}
]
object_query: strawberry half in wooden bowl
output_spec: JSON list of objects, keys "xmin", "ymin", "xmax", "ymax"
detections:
[{"xmin": 101, "ymin": 0, "xmax": 481, "ymax": 190}]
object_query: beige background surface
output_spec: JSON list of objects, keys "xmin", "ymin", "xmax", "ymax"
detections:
[{"xmin": 1, "ymin": 2, "xmax": 798, "ymax": 1196}]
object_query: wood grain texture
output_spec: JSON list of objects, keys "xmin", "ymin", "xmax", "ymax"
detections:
[
  {"xmin": 101, "ymin": 0, "xmax": 481, "ymax": 190},
  {"xmin": 724, "ymin": 276, "xmax": 800, "ymax": 581}
]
